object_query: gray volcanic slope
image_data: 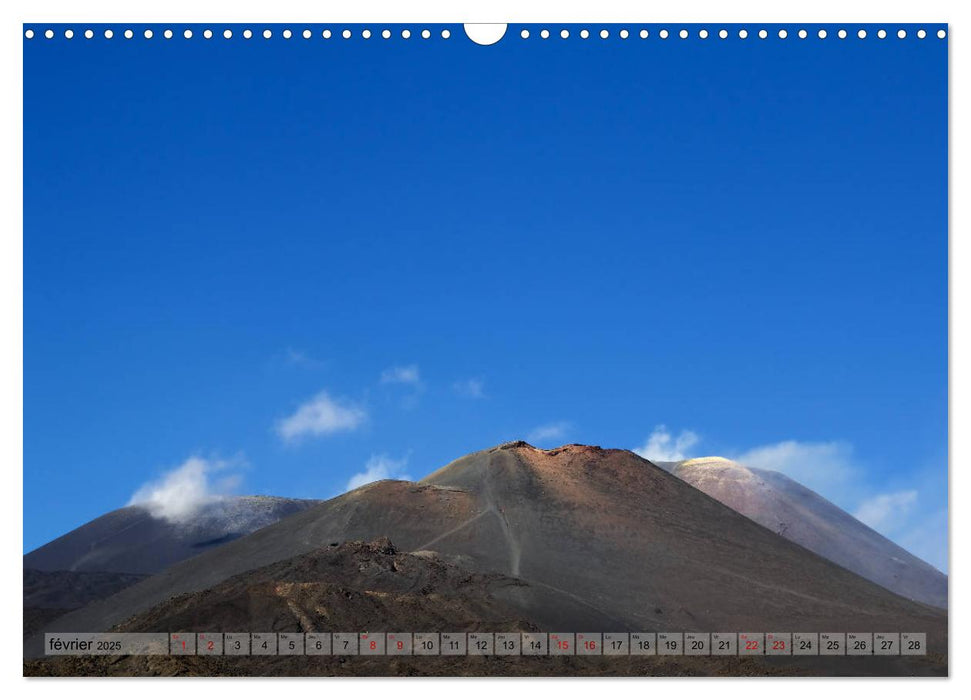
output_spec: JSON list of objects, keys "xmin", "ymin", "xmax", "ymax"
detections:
[
  {"xmin": 24, "ymin": 496, "xmax": 320, "ymax": 575},
  {"xmin": 655, "ymin": 457, "xmax": 947, "ymax": 610},
  {"xmin": 26, "ymin": 443, "xmax": 946, "ymax": 659}
]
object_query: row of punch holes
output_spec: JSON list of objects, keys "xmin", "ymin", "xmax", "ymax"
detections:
[{"xmin": 24, "ymin": 26, "xmax": 948, "ymax": 41}]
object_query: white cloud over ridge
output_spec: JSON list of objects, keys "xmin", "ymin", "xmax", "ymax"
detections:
[
  {"xmin": 527, "ymin": 422, "xmax": 571, "ymax": 445},
  {"xmin": 276, "ymin": 391, "xmax": 366, "ymax": 442},
  {"xmin": 346, "ymin": 454, "xmax": 411, "ymax": 492},
  {"xmin": 127, "ymin": 456, "xmax": 241, "ymax": 523},
  {"xmin": 635, "ymin": 425, "xmax": 700, "ymax": 462},
  {"xmin": 734, "ymin": 440, "xmax": 855, "ymax": 496},
  {"xmin": 381, "ymin": 365, "xmax": 421, "ymax": 386},
  {"xmin": 854, "ymin": 490, "xmax": 918, "ymax": 532},
  {"xmin": 634, "ymin": 425, "xmax": 947, "ymax": 572}
]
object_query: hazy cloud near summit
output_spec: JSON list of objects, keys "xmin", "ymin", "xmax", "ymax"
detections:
[
  {"xmin": 635, "ymin": 425, "xmax": 700, "ymax": 462},
  {"xmin": 854, "ymin": 490, "xmax": 919, "ymax": 531},
  {"xmin": 345, "ymin": 454, "xmax": 411, "ymax": 492},
  {"xmin": 633, "ymin": 426, "xmax": 947, "ymax": 572},
  {"xmin": 276, "ymin": 391, "xmax": 367, "ymax": 442},
  {"xmin": 734, "ymin": 440, "xmax": 856, "ymax": 495},
  {"xmin": 127, "ymin": 456, "xmax": 242, "ymax": 523}
]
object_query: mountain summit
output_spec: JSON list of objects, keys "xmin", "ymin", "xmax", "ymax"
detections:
[
  {"xmin": 27, "ymin": 442, "xmax": 945, "ymax": 670},
  {"xmin": 654, "ymin": 456, "xmax": 946, "ymax": 609}
]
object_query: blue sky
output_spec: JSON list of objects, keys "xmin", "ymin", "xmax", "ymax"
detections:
[{"xmin": 24, "ymin": 25, "xmax": 947, "ymax": 570}]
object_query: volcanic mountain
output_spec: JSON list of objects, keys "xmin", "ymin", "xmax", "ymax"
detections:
[
  {"xmin": 26, "ymin": 442, "xmax": 946, "ymax": 675},
  {"xmin": 654, "ymin": 457, "xmax": 947, "ymax": 609},
  {"xmin": 24, "ymin": 495, "xmax": 320, "ymax": 575},
  {"xmin": 23, "ymin": 495, "xmax": 321, "ymax": 637}
]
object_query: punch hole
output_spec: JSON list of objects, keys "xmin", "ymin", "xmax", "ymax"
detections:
[{"xmin": 464, "ymin": 24, "xmax": 507, "ymax": 46}]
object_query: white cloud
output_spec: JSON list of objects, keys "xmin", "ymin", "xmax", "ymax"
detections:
[
  {"xmin": 527, "ymin": 422, "xmax": 571, "ymax": 445},
  {"xmin": 634, "ymin": 425, "xmax": 700, "ymax": 462},
  {"xmin": 346, "ymin": 454, "xmax": 411, "ymax": 492},
  {"xmin": 127, "ymin": 456, "xmax": 241, "ymax": 523},
  {"xmin": 276, "ymin": 391, "xmax": 366, "ymax": 442},
  {"xmin": 895, "ymin": 507, "xmax": 949, "ymax": 574},
  {"xmin": 734, "ymin": 440, "xmax": 855, "ymax": 496},
  {"xmin": 634, "ymin": 427, "xmax": 946, "ymax": 571},
  {"xmin": 854, "ymin": 490, "xmax": 919, "ymax": 532},
  {"xmin": 380, "ymin": 365, "xmax": 421, "ymax": 386},
  {"xmin": 453, "ymin": 378, "xmax": 485, "ymax": 399}
]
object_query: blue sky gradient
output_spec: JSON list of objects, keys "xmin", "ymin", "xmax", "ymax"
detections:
[{"xmin": 24, "ymin": 25, "xmax": 948, "ymax": 569}]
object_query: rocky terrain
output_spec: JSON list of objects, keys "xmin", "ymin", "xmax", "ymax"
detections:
[
  {"xmin": 24, "ymin": 569, "xmax": 148, "ymax": 638},
  {"xmin": 25, "ymin": 538, "xmax": 945, "ymax": 677},
  {"xmin": 24, "ymin": 443, "xmax": 948, "ymax": 676}
]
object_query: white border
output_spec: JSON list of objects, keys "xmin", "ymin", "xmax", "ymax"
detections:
[{"xmin": 3, "ymin": 0, "xmax": 962, "ymax": 698}]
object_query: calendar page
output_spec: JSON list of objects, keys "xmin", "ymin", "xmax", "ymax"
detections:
[{"xmin": 21, "ymin": 19, "xmax": 948, "ymax": 679}]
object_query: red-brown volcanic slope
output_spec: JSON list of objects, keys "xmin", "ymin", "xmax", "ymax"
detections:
[
  {"xmin": 26, "ymin": 443, "xmax": 947, "ymax": 676},
  {"xmin": 420, "ymin": 444, "xmax": 945, "ymax": 648}
]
